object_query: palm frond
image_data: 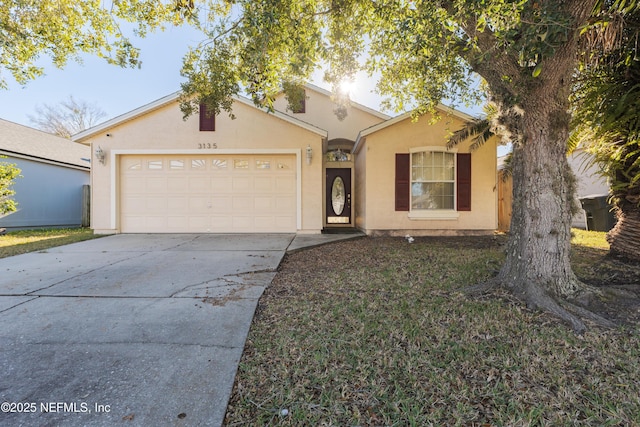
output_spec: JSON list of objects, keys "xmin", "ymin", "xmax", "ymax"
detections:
[
  {"xmin": 446, "ymin": 118, "xmax": 491, "ymax": 150},
  {"xmin": 446, "ymin": 103, "xmax": 500, "ymax": 151},
  {"xmin": 500, "ymin": 152, "xmax": 513, "ymax": 182}
]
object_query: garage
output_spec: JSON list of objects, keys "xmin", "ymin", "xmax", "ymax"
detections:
[{"xmin": 119, "ymin": 154, "xmax": 297, "ymax": 233}]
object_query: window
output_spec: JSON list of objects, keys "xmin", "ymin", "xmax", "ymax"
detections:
[
  {"xmin": 256, "ymin": 160, "xmax": 271, "ymax": 169},
  {"xmin": 395, "ymin": 150, "xmax": 471, "ymax": 216},
  {"xmin": 277, "ymin": 159, "xmax": 292, "ymax": 169},
  {"xmin": 411, "ymin": 151, "xmax": 455, "ymax": 210},
  {"xmin": 191, "ymin": 159, "xmax": 206, "ymax": 169},
  {"xmin": 211, "ymin": 159, "xmax": 227, "ymax": 169},
  {"xmin": 170, "ymin": 159, "xmax": 185, "ymax": 170},
  {"xmin": 199, "ymin": 103, "xmax": 215, "ymax": 131},
  {"xmin": 234, "ymin": 159, "xmax": 249, "ymax": 169},
  {"xmin": 148, "ymin": 160, "xmax": 163, "ymax": 170},
  {"xmin": 127, "ymin": 160, "xmax": 142, "ymax": 170}
]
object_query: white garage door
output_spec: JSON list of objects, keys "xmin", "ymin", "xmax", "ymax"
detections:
[{"xmin": 119, "ymin": 154, "xmax": 297, "ymax": 233}]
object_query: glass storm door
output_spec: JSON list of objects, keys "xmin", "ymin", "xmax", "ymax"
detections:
[{"xmin": 326, "ymin": 168, "xmax": 352, "ymax": 224}]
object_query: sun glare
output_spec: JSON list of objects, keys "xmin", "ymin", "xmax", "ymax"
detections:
[{"xmin": 338, "ymin": 79, "xmax": 355, "ymax": 95}]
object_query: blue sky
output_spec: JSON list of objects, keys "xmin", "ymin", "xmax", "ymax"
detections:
[
  {"xmin": 0, "ymin": 25, "xmax": 207, "ymax": 127},
  {"xmin": 0, "ymin": 24, "xmax": 484, "ymax": 130}
]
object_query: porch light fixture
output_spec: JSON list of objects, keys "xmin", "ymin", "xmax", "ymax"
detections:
[
  {"xmin": 95, "ymin": 146, "xmax": 106, "ymax": 165},
  {"xmin": 306, "ymin": 144, "xmax": 313, "ymax": 165}
]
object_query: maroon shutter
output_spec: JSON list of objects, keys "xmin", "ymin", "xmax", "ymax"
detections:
[
  {"xmin": 199, "ymin": 104, "xmax": 215, "ymax": 131},
  {"xmin": 395, "ymin": 153, "xmax": 410, "ymax": 211},
  {"xmin": 457, "ymin": 153, "xmax": 471, "ymax": 211}
]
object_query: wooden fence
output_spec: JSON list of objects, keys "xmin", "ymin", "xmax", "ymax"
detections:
[
  {"xmin": 497, "ymin": 171, "xmax": 512, "ymax": 232},
  {"xmin": 82, "ymin": 185, "xmax": 91, "ymax": 228}
]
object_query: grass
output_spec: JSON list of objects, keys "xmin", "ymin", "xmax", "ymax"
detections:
[
  {"xmin": 0, "ymin": 228, "xmax": 102, "ymax": 258},
  {"xmin": 571, "ymin": 228, "xmax": 609, "ymax": 250},
  {"xmin": 225, "ymin": 230, "xmax": 640, "ymax": 426}
]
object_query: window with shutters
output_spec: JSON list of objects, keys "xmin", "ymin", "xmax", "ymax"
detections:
[{"xmin": 395, "ymin": 147, "xmax": 470, "ymax": 219}]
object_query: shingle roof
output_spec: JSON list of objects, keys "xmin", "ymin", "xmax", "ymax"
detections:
[{"xmin": 0, "ymin": 119, "xmax": 90, "ymax": 169}]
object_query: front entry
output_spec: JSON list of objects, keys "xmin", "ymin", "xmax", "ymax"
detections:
[{"xmin": 326, "ymin": 168, "xmax": 352, "ymax": 225}]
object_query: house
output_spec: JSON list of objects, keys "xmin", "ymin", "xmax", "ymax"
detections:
[
  {"xmin": 0, "ymin": 119, "xmax": 91, "ymax": 230},
  {"xmin": 72, "ymin": 84, "xmax": 498, "ymax": 235},
  {"xmin": 354, "ymin": 109, "xmax": 497, "ymax": 236},
  {"xmin": 567, "ymin": 147, "xmax": 611, "ymax": 229}
]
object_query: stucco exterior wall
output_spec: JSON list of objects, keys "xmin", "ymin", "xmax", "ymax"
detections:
[
  {"xmin": 0, "ymin": 158, "xmax": 89, "ymax": 229},
  {"xmin": 273, "ymin": 86, "xmax": 387, "ymax": 141},
  {"xmin": 85, "ymin": 99, "xmax": 324, "ymax": 234},
  {"xmin": 354, "ymin": 143, "xmax": 367, "ymax": 230},
  {"xmin": 355, "ymin": 114, "xmax": 498, "ymax": 235}
]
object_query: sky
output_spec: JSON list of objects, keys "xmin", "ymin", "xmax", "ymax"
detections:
[{"xmin": 0, "ymin": 23, "xmax": 488, "ymax": 139}]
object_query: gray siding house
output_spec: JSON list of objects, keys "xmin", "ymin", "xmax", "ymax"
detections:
[{"xmin": 0, "ymin": 119, "xmax": 90, "ymax": 230}]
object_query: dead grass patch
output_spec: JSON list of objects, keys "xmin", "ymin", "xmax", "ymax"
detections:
[{"xmin": 225, "ymin": 232, "xmax": 640, "ymax": 426}]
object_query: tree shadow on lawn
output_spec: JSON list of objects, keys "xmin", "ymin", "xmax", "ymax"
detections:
[
  {"xmin": 405, "ymin": 234, "xmax": 640, "ymax": 329},
  {"xmin": 571, "ymin": 244, "xmax": 640, "ymax": 328}
]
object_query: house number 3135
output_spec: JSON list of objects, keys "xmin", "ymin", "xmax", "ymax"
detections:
[{"xmin": 197, "ymin": 143, "xmax": 218, "ymax": 149}]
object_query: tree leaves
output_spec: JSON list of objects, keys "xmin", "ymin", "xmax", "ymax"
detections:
[
  {"xmin": 571, "ymin": 5, "xmax": 640, "ymax": 213},
  {"xmin": 532, "ymin": 62, "xmax": 543, "ymax": 77},
  {"xmin": 0, "ymin": 157, "xmax": 21, "ymax": 215},
  {"xmin": 0, "ymin": 0, "xmax": 192, "ymax": 88}
]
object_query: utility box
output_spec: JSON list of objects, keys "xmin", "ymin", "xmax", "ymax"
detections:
[{"xmin": 579, "ymin": 194, "xmax": 617, "ymax": 232}]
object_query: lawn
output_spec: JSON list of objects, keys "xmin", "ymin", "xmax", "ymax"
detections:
[
  {"xmin": 224, "ymin": 230, "xmax": 640, "ymax": 426},
  {"xmin": 0, "ymin": 228, "xmax": 102, "ymax": 258}
]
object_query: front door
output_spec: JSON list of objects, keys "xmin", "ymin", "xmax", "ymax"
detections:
[{"xmin": 326, "ymin": 168, "xmax": 352, "ymax": 225}]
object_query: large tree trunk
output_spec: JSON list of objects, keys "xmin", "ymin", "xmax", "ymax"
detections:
[
  {"xmin": 496, "ymin": 98, "xmax": 588, "ymax": 332},
  {"xmin": 468, "ymin": 0, "xmax": 602, "ymax": 333},
  {"xmin": 473, "ymin": 91, "xmax": 602, "ymax": 332}
]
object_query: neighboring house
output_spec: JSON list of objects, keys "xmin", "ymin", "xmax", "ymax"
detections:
[
  {"xmin": 498, "ymin": 148, "xmax": 610, "ymax": 231},
  {"xmin": 0, "ymin": 119, "xmax": 91, "ymax": 230},
  {"xmin": 566, "ymin": 147, "xmax": 610, "ymax": 229},
  {"xmin": 73, "ymin": 84, "xmax": 498, "ymax": 235}
]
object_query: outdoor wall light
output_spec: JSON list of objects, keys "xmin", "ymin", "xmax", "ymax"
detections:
[
  {"xmin": 306, "ymin": 144, "xmax": 313, "ymax": 165},
  {"xmin": 95, "ymin": 146, "xmax": 106, "ymax": 165}
]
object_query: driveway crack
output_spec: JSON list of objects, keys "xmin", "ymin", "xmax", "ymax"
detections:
[
  {"xmin": 168, "ymin": 271, "xmax": 272, "ymax": 298},
  {"xmin": 168, "ymin": 276, "xmax": 244, "ymax": 298},
  {"xmin": 24, "ymin": 252, "xmax": 148, "ymax": 296},
  {"xmin": 161, "ymin": 234, "xmax": 202, "ymax": 251}
]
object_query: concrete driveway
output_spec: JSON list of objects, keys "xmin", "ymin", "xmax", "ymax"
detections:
[{"xmin": 0, "ymin": 233, "xmax": 296, "ymax": 426}]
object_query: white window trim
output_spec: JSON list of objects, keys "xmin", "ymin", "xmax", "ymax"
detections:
[{"xmin": 408, "ymin": 146, "xmax": 459, "ymax": 220}]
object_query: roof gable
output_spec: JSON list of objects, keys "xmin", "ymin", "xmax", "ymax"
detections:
[
  {"xmin": 353, "ymin": 105, "xmax": 476, "ymax": 153},
  {"xmin": 272, "ymin": 83, "xmax": 390, "ymax": 142},
  {"xmin": 72, "ymin": 92, "xmax": 328, "ymax": 143},
  {"xmin": 300, "ymin": 83, "xmax": 391, "ymax": 120},
  {"xmin": 0, "ymin": 119, "xmax": 90, "ymax": 169}
]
